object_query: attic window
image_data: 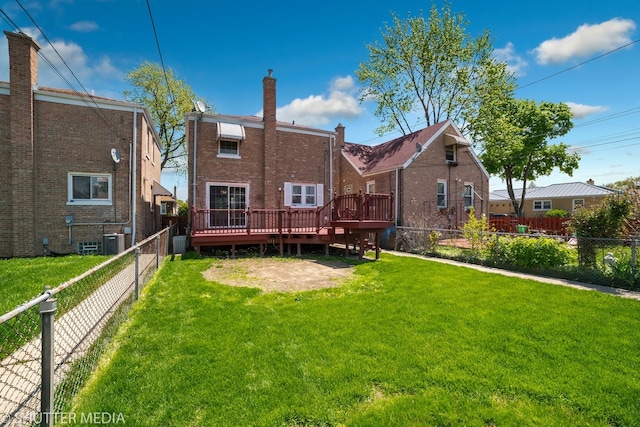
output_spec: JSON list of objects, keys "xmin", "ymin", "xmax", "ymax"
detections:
[{"xmin": 216, "ymin": 122, "xmax": 245, "ymax": 141}]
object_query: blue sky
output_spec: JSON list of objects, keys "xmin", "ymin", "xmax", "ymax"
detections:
[{"xmin": 1, "ymin": 0, "xmax": 638, "ymax": 201}]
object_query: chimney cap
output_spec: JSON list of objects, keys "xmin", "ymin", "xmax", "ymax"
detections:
[{"xmin": 268, "ymin": 69, "xmax": 273, "ymax": 77}]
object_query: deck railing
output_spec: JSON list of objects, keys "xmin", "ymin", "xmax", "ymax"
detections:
[
  {"xmin": 332, "ymin": 191, "xmax": 394, "ymax": 221},
  {"xmin": 191, "ymin": 206, "xmax": 332, "ymax": 235},
  {"xmin": 191, "ymin": 192, "xmax": 394, "ymax": 236}
]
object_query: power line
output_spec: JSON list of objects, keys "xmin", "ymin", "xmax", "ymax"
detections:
[
  {"xmin": 12, "ymin": 0, "xmax": 126, "ymax": 140},
  {"xmin": 517, "ymin": 38, "xmax": 640, "ymax": 90},
  {"xmin": 145, "ymin": 0, "xmax": 176, "ymax": 110},
  {"xmin": 0, "ymin": 7, "xmax": 20, "ymax": 30}
]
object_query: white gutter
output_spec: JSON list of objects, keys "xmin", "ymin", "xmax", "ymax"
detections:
[{"xmin": 130, "ymin": 108, "xmax": 137, "ymax": 246}]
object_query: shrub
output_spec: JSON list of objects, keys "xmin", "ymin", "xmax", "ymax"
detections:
[
  {"xmin": 546, "ymin": 209, "xmax": 569, "ymax": 218},
  {"xmin": 461, "ymin": 207, "xmax": 493, "ymax": 255},
  {"xmin": 502, "ymin": 236, "xmax": 574, "ymax": 269}
]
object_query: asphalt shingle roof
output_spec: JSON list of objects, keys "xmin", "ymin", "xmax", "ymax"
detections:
[{"xmin": 342, "ymin": 121, "xmax": 451, "ymax": 174}]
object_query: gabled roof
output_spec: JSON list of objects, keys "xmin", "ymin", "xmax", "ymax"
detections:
[
  {"xmin": 490, "ymin": 182, "xmax": 618, "ymax": 201},
  {"xmin": 341, "ymin": 119, "xmax": 461, "ymax": 175}
]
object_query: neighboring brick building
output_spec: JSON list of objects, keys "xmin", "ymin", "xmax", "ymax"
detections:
[
  {"xmin": 0, "ymin": 31, "xmax": 167, "ymax": 257},
  {"xmin": 340, "ymin": 119, "xmax": 489, "ymax": 229},
  {"xmin": 186, "ymin": 70, "xmax": 488, "ymax": 231}
]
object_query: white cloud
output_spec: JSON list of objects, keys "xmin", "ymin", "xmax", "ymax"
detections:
[
  {"xmin": 493, "ymin": 42, "xmax": 528, "ymax": 76},
  {"xmin": 533, "ymin": 18, "xmax": 636, "ymax": 65},
  {"xmin": 565, "ymin": 102, "xmax": 608, "ymax": 119},
  {"xmin": 258, "ymin": 75, "xmax": 364, "ymax": 127},
  {"xmin": 3, "ymin": 28, "xmax": 122, "ymax": 92},
  {"xmin": 70, "ymin": 21, "xmax": 100, "ymax": 33}
]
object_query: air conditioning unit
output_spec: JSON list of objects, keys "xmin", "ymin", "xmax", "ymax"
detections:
[{"xmin": 103, "ymin": 233, "xmax": 125, "ymax": 255}]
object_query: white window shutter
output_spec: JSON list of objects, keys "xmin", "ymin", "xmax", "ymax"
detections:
[
  {"xmin": 316, "ymin": 183, "xmax": 324, "ymax": 207},
  {"xmin": 284, "ymin": 182, "xmax": 292, "ymax": 207}
]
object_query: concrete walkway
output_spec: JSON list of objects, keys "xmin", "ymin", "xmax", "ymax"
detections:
[{"xmin": 381, "ymin": 250, "xmax": 640, "ymax": 301}]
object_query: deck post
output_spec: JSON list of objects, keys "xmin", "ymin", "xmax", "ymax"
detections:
[{"xmin": 375, "ymin": 232, "xmax": 381, "ymax": 260}]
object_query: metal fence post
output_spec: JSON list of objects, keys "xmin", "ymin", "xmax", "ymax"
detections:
[
  {"xmin": 40, "ymin": 291, "xmax": 57, "ymax": 427},
  {"xmin": 135, "ymin": 247, "xmax": 140, "ymax": 301}
]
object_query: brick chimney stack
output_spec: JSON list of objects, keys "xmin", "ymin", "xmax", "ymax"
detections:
[
  {"xmin": 6, "ymin": 31, "xmax": 41, "ymax": 257},
  {"xmin": 262, "ymin": 69, "xmax": 277, "ymax": 208}
]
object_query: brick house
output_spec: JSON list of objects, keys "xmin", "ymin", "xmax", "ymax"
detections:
[
  {"xmin": 339, "ymin": 119, "xmax": 489, "ymax": 229},
  {"xmin": 0, "ymin": 31, "xmax": 166, "ymax": 257},
  {"xmin": 186, "ymin": 70, "xmax": 487, "ymax": 253}
]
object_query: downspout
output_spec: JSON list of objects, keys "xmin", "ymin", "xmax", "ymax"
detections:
[
  {"xmin": 395, "ymin": 168, "xmax": 399, "ymax": 226},
  {"xmin": 192, "ymin": 115, "xmax": 198, "ymax": 207},
  {"xmin": 131, "ymin": 108, "xmax": 137, "ymax": 246},
  {"xmin": 329, "ymin": 134, "xmax": 333, "ymax": 199}
]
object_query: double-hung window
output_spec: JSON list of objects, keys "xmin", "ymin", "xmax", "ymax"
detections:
[
  {"xmin": 284, "ymin": 182, "xmax": 324, "ymax": 207},
  {"xmin": 437, "ymin": 180, "xmax": 447, "ymax": 209},
  {"xmin": 218, "ymin": 139, "xmax": 240, "ymax": 157},
  {"xmin": 533, "ymin": 200, "xmax": 552, "ymax": 211},
  {"xmin": 68, "ymin": 173, "xmax": 112, "ymax": 205},
  {"xmin": 463, "ymin": 183, "xmax": 474, "ymax": 211}
]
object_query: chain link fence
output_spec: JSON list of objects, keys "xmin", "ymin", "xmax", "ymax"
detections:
[
  {"xmin": 0, "ymin": 226, "xmax": 174, "ymax": 426},
  {"xmin": 391, "ymin": 226, "xmax": 639, "ymax": 290}
]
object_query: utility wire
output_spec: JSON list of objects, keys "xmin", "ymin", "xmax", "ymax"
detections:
[
  {"xmin": 0, "ymin": 7, "xmax": 20, "ymax": 30},
  {"xmin": 13, "ymin": 0, "xmax": 126, "ymax": 140},
  {"xmin": 145, "ymin": 0, "xmax": 176, "ymax": 109},
  {"xmin": 518, "ymin": 38, "xmax": 640, "ymax": 90},
  {"xmin": 13, "ymin": 0, "xmax": 126, "ymax": 139}
]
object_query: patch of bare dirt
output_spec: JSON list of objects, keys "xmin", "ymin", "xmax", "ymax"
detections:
[{"xmin": 202, "ymin": 258, "xmax": 355, "ymax": 292}]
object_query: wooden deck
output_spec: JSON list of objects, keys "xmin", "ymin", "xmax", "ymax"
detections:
[{"xmin": 190, "ymin": 192, "xmax": 394, "ymax": 258}]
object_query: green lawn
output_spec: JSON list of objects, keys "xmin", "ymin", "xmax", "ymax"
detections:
[
  {"xmin": 71, "ymin": 253, "xmax": 640, "ymax": 426},
  {"xmin": 0, "ymin": 255, "xmax": 109, "ymax": 314}
]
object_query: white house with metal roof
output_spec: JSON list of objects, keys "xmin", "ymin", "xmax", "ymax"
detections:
[{"xmin": 489, "ymin": 180, "xmax": 619, "ymax": 217}]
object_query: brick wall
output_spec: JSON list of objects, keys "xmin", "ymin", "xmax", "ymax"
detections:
[
  {"xmin": 7, "ymin": 31, "xmax": 40, "ymax": 257},
  {"xmin": 189, "ymin": 117, "xmax": 332, "ymax": 210},
  {"xmin": 336, "ymin": 126, "xmax": 489, "ymax": 229}
]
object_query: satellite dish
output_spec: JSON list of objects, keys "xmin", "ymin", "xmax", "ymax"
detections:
[
  {"xmin": 193, "ymin": 100, "xmax": 206, "ymax": 113},
  {"xmin": 110, "ymin": 148, "xmax": 121, "ymax": 163},
  {"xmin": 415, "ymin": 142, "xmax": 422, "ymax": 153}
]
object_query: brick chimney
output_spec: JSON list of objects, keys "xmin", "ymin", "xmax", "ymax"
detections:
[
  {"xmin": 262, "ymin": 69, "xmax": 277, "ymax": 208},
  {"xmin": 6, "ymin": 31, "xmax": 41, "ymax": 257}
]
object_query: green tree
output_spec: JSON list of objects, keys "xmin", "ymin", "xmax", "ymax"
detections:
[
  {"xmin": 567, "ymin": 193, "xmax": 633, "ymax": 267},
  {"xmin": 356, "ymin": 1, "xmax": 516, "ymax": 136},
  {"xmin": 471, "ymin": 98, "xmax": 579, "ymax": 218},
  {"xmin": 124, "ymin": 61, "xmax": 210, "ymax": 171},
  {"xmin": 605, "ymin": 176, "xmax": 640, "ymax": 190}
]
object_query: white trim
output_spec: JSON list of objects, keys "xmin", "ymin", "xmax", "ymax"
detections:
[
  {"xmin": 533, "ymin": 200, "xmax": 552, "ymax": 211},
  {"xmin": 437, "ymin": 179, "xmax": 447, "ymax": 209},
  {"xmin": 572, "ymin": 198, "xmax": 585, "ymax": 211},
  {"xmin": 463, "ymin": 182, "xmax": 474, "ymax": 211},
  {"xmin": 366, "ymin": 180, "xmax": 376, "ymax": 194},
  {"xmin": 67, "ymin": 172, "xmax": 112, "ymax": 206},
  {"xmin": 284, "ymin": 182, "xmax": 321, "ymax": 208}
]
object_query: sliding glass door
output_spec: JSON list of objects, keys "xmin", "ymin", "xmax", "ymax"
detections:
[{"xmin": 208, "ymin": 184, "xmax": 248, "ymax": 228}]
